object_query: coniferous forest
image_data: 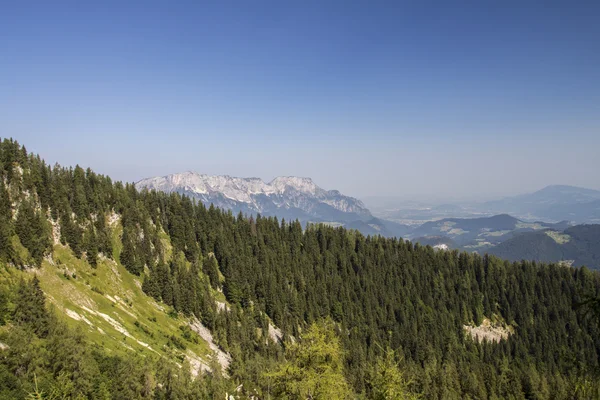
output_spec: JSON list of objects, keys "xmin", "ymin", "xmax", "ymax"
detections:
[{"xmin": 1, "ymin": 137, "xmax": 600, "ymax": 399}]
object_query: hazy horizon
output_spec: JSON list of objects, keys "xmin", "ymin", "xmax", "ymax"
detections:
[
  {"xmin": 4, "ymin": 138, "xmax": 600, "ymax": 204},
  {"xmin": 2, "ymin": 2, "xmax": 599, "ymax": 201}
]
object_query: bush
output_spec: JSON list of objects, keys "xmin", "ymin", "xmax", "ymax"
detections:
[
  {"xmin": 179, "ymin": 325, "xmax": 199, "ymax": 344},
  {"xmin": 134, "ymin": 320, "xmax": 154, "ymax": 337},
  {"xmin": 91, "ymin": 286, "xmax": 104, "ymax": 295},
  {"xmin": 168, "ymin": 334, "xmax": 186, "ymax": 350}
]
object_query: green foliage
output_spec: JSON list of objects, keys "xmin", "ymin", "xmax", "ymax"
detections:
[
  {"xmin": 134, "ymin": 320, "xmax": 154, "ymax": 338},
  {"xmin": 267, "ymin": 319, "xmax": 353, "ymax": 399},
  {"xmin": 0, "ymin": 287, "xmax": 8, "ymax": 326},
  {"xmin": 490, "ymin": 224, "xmax": 600, "ymax": 268},
  {"xmin": 12, "ymin": 276, "xmax": 48, "ymax": 337},
  {"xmin": 90, "ymin": 286, "xmax": 103, "ymax": 295},
  {"xmin": 168, "ymin": 334, "xmax": 187, "ymax": 351},
  {"xmin": 15, "ymin": 200, "xmax": 51, "ymax": 267},
  {"xmin": 0, "ymin": 181, "xmax": 14, "ymax": 264},
  {"xmin": 179, "ymin": 324, "xmax": 199, "ymax": 344},
  {"xmin": 368, "ymin": 348, "xmax": 420, "ymax": 400},
  {"xmin": 26, "ymin": 374, "xmax": 56, "ymax": 400},
  {"xmin": 203, "ymin": 255, "xmax": 220, "ymax": 290},
  {"xmin": 0, "ymin": 269, "xmax": 228, "ymax": 400},
  {"xmin": 120, "ymin": 225, "xmax": 142, "ymax": 275},
  {"xmin": 577, "ymin": 294, "xmax": 600, "ymax": 328}
]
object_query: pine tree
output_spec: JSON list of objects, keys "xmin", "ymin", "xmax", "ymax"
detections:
[
  {"xmin": 142, "ymin": 271, "xmax": 162, "ymax": 301},
  {"xmin": 0, "ymin": 212, "xmax": 13, "ymax": 263},
  {"xmin": 15, "ymin": 200, "xmax": 50, "ymax": 266},
  {"xmin": 120, "ymin": 226, "xmax": 141, "ymax": 275},
  {"xmin": 0, "ymin": 287, "xmax": 8, "ymax": 326},
  {"xmin": 85, "ymin": 225, "xmax": 99, "ymax": 268},
  {"xmin": 71, "ymin": 165, "xmax": 89, "ymax": 220},
  {"xmin": 203, "ymin": 255, "xmax": 220, "ymax": 289},
  {"xmin": 60, "ymin": 211, "xmax": 83, "ymax": 258},
  {"xmin": 13, "ymin": 276, "xmax": 49, "ymax": 337},
  {"xmin": 94, "ymin": 212, "xmax": 113, "ymax": 257}
]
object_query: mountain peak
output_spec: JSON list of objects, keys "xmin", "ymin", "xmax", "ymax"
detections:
[
  {"xmin": 535, "ymin": 185, "xmax": 600, "ymax": 195},
  {"xmin": 136, "ymin": 172, "xmax": 371, "ymax": 222},
  {"xmin": 483, "ymin": 184, "xmax": 600, "ymax": 223},
  {"xmin": 269, "ymin": 176, "xmax": 319, "ymax": 194}
]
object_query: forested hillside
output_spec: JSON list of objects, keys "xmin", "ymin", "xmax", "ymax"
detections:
[
  {"xmin": 1, "ymin": 138, "xmax": 600, "ymax": 399},
  {"xmin": 489, "ymin": 225, "xmax": 600, "ymax": 269}
]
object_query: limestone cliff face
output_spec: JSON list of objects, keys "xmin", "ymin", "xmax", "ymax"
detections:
[{"xmin": 136, "ymin": 172, "xmax": 372, "ymax": 223}]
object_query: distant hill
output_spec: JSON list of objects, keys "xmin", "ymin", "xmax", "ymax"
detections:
[
  {"xmin": 482, "ymin": 185, "xmax": 600, "ymax": 223},
  {"xmin": 411, "ymin": 214, "xmax": 520, "ymax": 236},
  {"xmin": 487, "ymin": 231, "xmax": 566, "ymax": 264},
  {"xmin": 407, "ymin": 214, "xmax": 568, "ymax": 250},
  {"xmin": 488, "ymin": 224, "xmax": 600, "ymax": 269}
]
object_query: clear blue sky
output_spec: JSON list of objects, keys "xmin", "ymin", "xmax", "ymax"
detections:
[{"xmin": 1, "ymin": 1, "xmax": 599, "ymax": 200}]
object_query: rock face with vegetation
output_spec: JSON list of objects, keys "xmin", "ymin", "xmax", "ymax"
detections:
[{"xmin": 1, "ymin": 138, "xmax": 600, "ymax": 399}]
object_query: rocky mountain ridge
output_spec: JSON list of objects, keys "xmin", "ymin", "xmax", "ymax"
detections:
[{"xmin": 136, "ymin": 171, "xmax": 372, "ymax": 223}]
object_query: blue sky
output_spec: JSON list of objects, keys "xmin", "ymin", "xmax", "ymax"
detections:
[{"xmin": 1, "ymin": 1, "xmax": 599, "ymax": 200}]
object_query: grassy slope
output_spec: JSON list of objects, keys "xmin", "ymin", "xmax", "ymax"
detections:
[{"xmin": 2, "ymin": 219, "xmax": 216, "ymax": 374}]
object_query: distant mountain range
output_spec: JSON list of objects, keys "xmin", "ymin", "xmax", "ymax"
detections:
[
  {"xmin": 367, "ymin": 185, "xmax": 600, "ymax": 228},
  {"xmin": 482, "ymin": 185, "xmax": 600, "ymax": 223},
  {"xmin": 135, "ymin": 172, "xmax": 410, "ymax": 237},
  {"xmin": 137, "ymin": 175, "xmax": 600, "ymax": 237}
]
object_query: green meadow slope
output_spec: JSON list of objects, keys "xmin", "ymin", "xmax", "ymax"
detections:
[{"xmin": 1, "ymin": 218, "xmax": 228, "ymax": 377}]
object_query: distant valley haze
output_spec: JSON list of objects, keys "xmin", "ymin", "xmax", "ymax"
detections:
[{"xmin": 7, "ymin": 138, "xmax": 600, "ymax": 205}]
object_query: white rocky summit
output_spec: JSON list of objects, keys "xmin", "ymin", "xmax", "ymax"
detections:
[{"xmin": 135, "ymin": 172, "xmax": 372, "ymax": 223}]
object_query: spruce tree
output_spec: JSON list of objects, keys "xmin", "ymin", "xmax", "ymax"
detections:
[
  {"xmin": 85, "ymin": 226, "xmax": 99, "ymax": 268},
  {"xmin": 15, "ymin": 201, "xmax": 50, "ymax": 266},
  {"xmin": 0, "ymin": 288, "xmax": 8, "ymax": 326},
  {"xmin": 203, "ymin": 255, "xmax": 220, "ymax": 289},
  {"xmin": 13, "ymin": 276, "xmax": 49, "ymax": 337},
  {"xmin": 120, "ymin": 226, "xmax": 141, "ymax": 275}
]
